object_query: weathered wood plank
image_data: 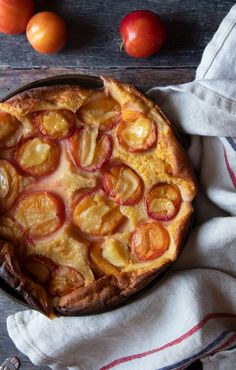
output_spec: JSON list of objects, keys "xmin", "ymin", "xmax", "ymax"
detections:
[
  {"xmin": 0, "ymin": 67, "xmax": 195, "ymax": 99},
  {"xmin": 0, "ymin": 0, "xmax": 234, "ymax": 68}
]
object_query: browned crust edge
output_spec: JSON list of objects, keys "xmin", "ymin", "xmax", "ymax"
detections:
[
  {"xmin": 54, "ymin": 213, "xmax": 193, "ymax": 316},
  {"xmin": 0, "ymin": 78, "xmax": 196, "ymax": 316},
  {"xmin": 0, "ymin": 240, "xmax": 49, "ymax": 314},
  {"xmin": 0, "ymin": 85, "xmax": 94, "ymax": 117},
  {"xmin": 54, "ymin": 268, "xmax": 161, "ymax": 315}
]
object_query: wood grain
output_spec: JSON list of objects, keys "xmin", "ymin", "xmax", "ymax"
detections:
[
  {"xmin": 0, "ymin": 67, "xmax": 195, "ymax": 100},
  {"xmin": 0, "ymin": 0, "xmax": 234, "ymax": 69}
]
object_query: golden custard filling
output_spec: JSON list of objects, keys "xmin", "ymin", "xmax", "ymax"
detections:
[{"xmin": 0, "ymin": 78, "xmax": 196, "ymax": 315}]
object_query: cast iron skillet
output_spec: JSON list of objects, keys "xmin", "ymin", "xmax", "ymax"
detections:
[{"xmin": 0, "ymin": 75, "xmax": 193, "ymax": 315}]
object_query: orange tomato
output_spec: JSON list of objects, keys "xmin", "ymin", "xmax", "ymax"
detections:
[
  {"xmin": 26, "ymin": 11, "xmax": 67, "ymax": 54},
  {"xmin": 0, "ymin": 0, "xmax": 34, "ymax": 34}
]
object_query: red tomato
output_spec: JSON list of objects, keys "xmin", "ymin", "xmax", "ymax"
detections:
[
  {"xmin": 0, "ymin": 0, "xmax": 34, "ymax": 34},
  {"xmin": 120, "ymin": 10, "xmax": 167, "ymax": 58},
  {"xmin": 26, "ymin": 11, "xmax": 67, "ymax": 54}
]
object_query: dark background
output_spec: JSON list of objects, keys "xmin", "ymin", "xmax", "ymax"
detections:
[{"xmin": 0, "ymin": 0, "xmax": 235, "ymax": 369}]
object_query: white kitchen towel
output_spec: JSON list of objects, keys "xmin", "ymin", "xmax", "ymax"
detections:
[{"xmin": 6, "ymin": 4, "xmax": 236, "ymax": 370}]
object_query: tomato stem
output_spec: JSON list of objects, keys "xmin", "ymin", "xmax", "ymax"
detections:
[{"xmin": 120, "ymin": 41, "xmax": 124, "ymax": 52}]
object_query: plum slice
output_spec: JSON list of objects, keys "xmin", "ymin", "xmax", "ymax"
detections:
[
  {"xmin": 78, "ymin": 94, "xmax": 120, "ymax": 132},
  {"xmin": 16, "ymin": 137, "xmax": 60, "ymax": 177},
  {"xmin": 24, "ymin": 255, "xmax": 84, "ymax": 296},
  {"xmin": 0, "ymin": 160, "xmax": 20, "ymax": 211},
  {"xmin": 14, "ymin": 191, "xmax": 65, "ymax": 238},
  {"xmin": 103, "ymin": 164, "xmax": 143, "ymax": 205},
  {"xmin": 33, "ymin": 110, "xmax": 76, "ymax": 140},
  {"xmin": 73, "ymin": 189, "xmax": 124, "ymax": 236},
  {"xmin": 117, "ymin": 110, "xmax": 157, "ymax": 152},
  {"xmin": 102, "ymin": 238, "xmax": 130, "ymax": 268},
  {"xmin": 24, "ymin": 255, "xmax": 55, "ymax": 284},
  {"xmin": 146, "ymin": 183, "xmax": 181, "ymax": 221},
  {"xmin": 70, "ymin": 128, "xmax": 112, "ymax": 172},
  {"xmin": 131, "ymin": 221, "xmax": 169, "ymax": 261},
  {"xmin": 48, "ymin": 265, "xmax": 84, "ymax": 297},
  {"xmin": 0, "ymin": 111, "xmax": 22, "ymax": 149},
  {"xmin": 90, "ymin": 242, "xmax": 119, "ymax": 276}
]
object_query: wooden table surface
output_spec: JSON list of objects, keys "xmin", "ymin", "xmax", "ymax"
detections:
[{"xmin": 0, "ymin": 0, "xmax": 234, "ymax": 369}]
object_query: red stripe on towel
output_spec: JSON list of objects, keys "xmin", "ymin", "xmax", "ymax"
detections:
[
  {"xmin": 178, "ymin": 332, "xmax": 236, "ymax": 370},
  {"xmin": 100, "ymin": 313, "xmax": 236, "ymax": 370},
  {"xmin": 215, "ymin": 332, "xmax": 236, "ymax": 352},
  {"xmin": 224, "ymin": 148, "xmax": 236, "ymax": 188}
]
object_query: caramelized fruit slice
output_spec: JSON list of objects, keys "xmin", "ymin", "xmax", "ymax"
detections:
[
  {"xmin": 117, "ymin": 110, "xmax": 157, "ymax": 152},
  {"xmin": 0, "ymin": 160, "xmax": 19, "ymax": 211},
  {"xmin": 146, "ymin": 183, "xmax": 181, "ymax": 221},
  {"xmin": 29, "ymin": 235, "xmax": 94, "ymax": 285},
  {"xmin": 33, "ymin": 110, "xmax": 76, "ymax": 140},
  {"xmin": 102, "ymin": 238, "xmax": 130, "ymax": 267},
  {"xmin": 0, "ymin": 216, "xmax": 25, "ymax": 242},
  {"xmin": 14, "ymin": 192, "xmax": 65, "ymax": 238},
  {"xmin": 24, "ymin": 255, "xmax": 56, "ymax": 284},
  {"xmin": 24, "ymin": 254, "xmax": 84, "ymax": 296},
  {"xmin": 48, "ymin": 265, "xmax": 84, "ymax": 297},
  {"xmin": 16, "ymin": 137, "xmax": 60, "ymax": 177},
  {"xmin": 90, "ymin": 242, "xmax": 119, "ymax": 276},
  {"xmin": 78, "ymin": 94, "xmax": 120, "ymax": 131},
  {"xmin": 73, "ymin": 189, "xmax": 124, "ymax": 236},
  {"xmin": 70, "ymin": 128, "xmax": 112, "ymax": 172},
  {"xmin": 103, "ymin": 164, "xmax": 143, "ymax": 205},
  {"xmin": 0, "ymin": 111, "xmax": 22, "ymax": 148},
  {"xmin": 131, "ymin": 221, "xmax": 169, "ymax": 261}
]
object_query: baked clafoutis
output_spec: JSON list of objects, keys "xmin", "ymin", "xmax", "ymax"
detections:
[{"xmin": 0, "ymin": 77, "xmax": 197, "ymax": 316}]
